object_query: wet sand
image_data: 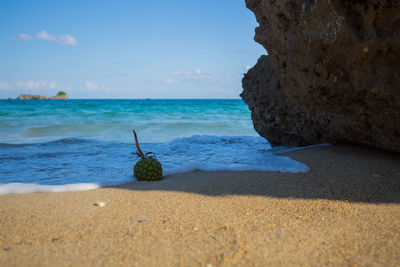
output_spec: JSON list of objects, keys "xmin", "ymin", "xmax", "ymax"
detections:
[{"xmin": 0, "ymin": 145, "xmax": 399, "ymax": 266}]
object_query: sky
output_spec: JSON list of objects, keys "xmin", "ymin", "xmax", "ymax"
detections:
[{"xmin": 0, "ymin": 0, "xmax": 266, "ymax": 99}]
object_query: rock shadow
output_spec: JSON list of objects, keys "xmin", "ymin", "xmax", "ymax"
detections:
[{"xmin": 110, "ymin": 145, "xmax": 400, "ymax": 204}]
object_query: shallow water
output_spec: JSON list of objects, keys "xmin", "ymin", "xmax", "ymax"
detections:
[
  {"xmin": 0, "ymin": 99, "xmax": 256, "ymax": 143},
  {"xmin": 0, "ymin": 99, "xmax": 309, "ymax": 194}
]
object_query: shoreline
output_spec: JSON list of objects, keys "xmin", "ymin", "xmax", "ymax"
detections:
[
  {"xmin": 0, "ymin": 138, "xmax": 319, "ymax": 195},
  {"xmin": 1, "ymin": 145, "xmax": 399, "ymax": 266}
]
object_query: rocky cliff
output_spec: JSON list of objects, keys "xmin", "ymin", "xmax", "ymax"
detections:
[{"xmin": 241, "ymin": 0, "xmax": 400, "ymax": 152}]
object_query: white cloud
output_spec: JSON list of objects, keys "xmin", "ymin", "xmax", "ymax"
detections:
[
  {"xmin": 13, "ymin": 30, "xmax": 78, "ymax": 46},
  {"xmin": 15, "ymin": 80, "xmax": 57, "ymax": 89},
  {"xmin": 245, "ymin": 65, "xmax": 252, "ymax": 72},
  {"xmin": 165, "ymin": 79, "xmax": 177, "ymax": 84},
  {"xmin": 85, "ymin": 81, "xmax": 99, "ymax": 90},
  {"xmin": 36, "ymin": 30, "xmax": 57, "ymax": 42},
  {"xmin": 0, "ymin": 82, "xmax": 13, "ymax": 90},
  {"xmin": 58, "ymin": 34, "xmax": 78, "ymax": 46},
  {"xmin": 84, "ymin": 81, "xmax": 109, "ymax": 91},
  {"xmin": 13, "ymin": 33, "xmax": 33, "ymax": 41},
  {"xmin": 48, "ymin": 81, "xmax": 57, "ymax": 89},
  {"xmin": 172, "ymin": 68, "xmax": 210, "ymax": 81}
]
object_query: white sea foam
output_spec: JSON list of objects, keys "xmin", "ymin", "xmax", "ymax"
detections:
[
  {"xmin": 0, "ymin": 135, "xmax": 323, "ymax": 195},
  {"xmin": 0, "ymin": 100, "xmax": 319, "ymax": 195},
  {"xmin": 156, "ymin": 135, "xmax": 311, "ymax": 175},
  {"xmin": 161, "ymin": 155, "xmax": 310, "ymax": 175},
  {"xmin": 0, "ymin": 182, "xmax": 101, "ymax": 195},
  {"xmin": 0, "ymin": 179, "xmax": 134, "ymax": 195}
]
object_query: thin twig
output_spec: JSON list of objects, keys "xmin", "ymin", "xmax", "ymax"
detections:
[{"xmin": 132, "ymin": 129, "xmax": 146, "ymax": 159}]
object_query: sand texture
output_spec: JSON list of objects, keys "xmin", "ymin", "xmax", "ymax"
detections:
[{"xmin": 0, "ymin": 145, "xmax": 399, "ymax": 266}]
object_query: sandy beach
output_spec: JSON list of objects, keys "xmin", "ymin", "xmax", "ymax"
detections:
[{"xmin": 0, "ymin": 145, "xmax": 399, "ymax": 266}]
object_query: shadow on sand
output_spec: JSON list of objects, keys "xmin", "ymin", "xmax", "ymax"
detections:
[{"xmin": 110, "ymin": 145, "xmax": 400, "ymax": 204}]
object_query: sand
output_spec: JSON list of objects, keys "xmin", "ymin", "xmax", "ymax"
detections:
[{"xmin": 0, "ymin": 145, "xmax": 399, "ymax": 266}]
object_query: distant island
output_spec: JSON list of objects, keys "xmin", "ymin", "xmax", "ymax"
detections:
[{"xmin": 16, "ymin": 91, "xmax": 68, "ymax": 100}]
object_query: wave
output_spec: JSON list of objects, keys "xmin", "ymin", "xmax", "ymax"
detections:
[
  {"xmin": 0, "ymin": 179, "xmax": 133, "ymax": 195},
  {"xmin": 0, "ymin": 99, "xmax": 257, "ymax": 144},
  {"xmin": 0, "ymin": 135, "xmax": 319, "ymax": 195},
  {"xmin": 0, "ymin": 182, "xmax": 101, "ymax": 194},
  {"xmin": 0, "ymin": 137, "xmax": 98, "ymax": 147}
]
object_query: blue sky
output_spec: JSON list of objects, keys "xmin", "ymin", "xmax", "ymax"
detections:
[{"xmin": 0, "ymin": 0, "xmax": 266, "ymax": 99}]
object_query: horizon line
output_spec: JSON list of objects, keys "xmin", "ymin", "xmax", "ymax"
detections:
[{"xmin": 2, "ymin": 98, "xmax": 243, "ymax": 100}]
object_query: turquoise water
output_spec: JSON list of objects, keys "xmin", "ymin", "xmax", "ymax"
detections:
[
  {"xmin": 0, "ymin": 99, "xmax": 256, "ymax": 143},
  {"xmin": 0, "ymin": 99, "xmax": 309, "ymax": 194}
]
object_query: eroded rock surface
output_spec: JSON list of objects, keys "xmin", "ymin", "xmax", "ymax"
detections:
[
  {"xmin": 16, "ymin": 92, "xmax": 68, "ymax": 100},
  {"xmin": 17, "ymin": 94, "xmax": 49, "ymax": 100},
  {"xmin": 241, "ymin": 0, "xmax": 400, "ymax": 151}
]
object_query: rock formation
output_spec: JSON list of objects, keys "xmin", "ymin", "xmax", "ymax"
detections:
[
  {"xmin": 17, "ymin": 91, "xmax": 68, "ymax": 100},
  {"xmin": 51, "ymin": 91, "xmax": 68, "ymax": 100},
  {"xmin": 241, "ymin": 0, "xmax": 400, "ymax": 152},
  {"xmin": 17, "ymin": 94, "xmax": 49, "ymax": 100}
]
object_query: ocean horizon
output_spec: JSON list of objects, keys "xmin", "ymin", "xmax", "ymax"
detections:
[{"xmin": 0, "ymin": 99, "xmax": 309, "ymax": 194}]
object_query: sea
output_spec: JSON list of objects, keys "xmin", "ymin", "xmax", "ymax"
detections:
[{"xmin": 0, "ymin": 99, "xmax": 310, "ymax": 194}]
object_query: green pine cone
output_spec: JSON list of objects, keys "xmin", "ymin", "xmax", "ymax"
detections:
[{"xmin": 134, "ymin": 157, "xmax": 163, "ymax": 181}]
